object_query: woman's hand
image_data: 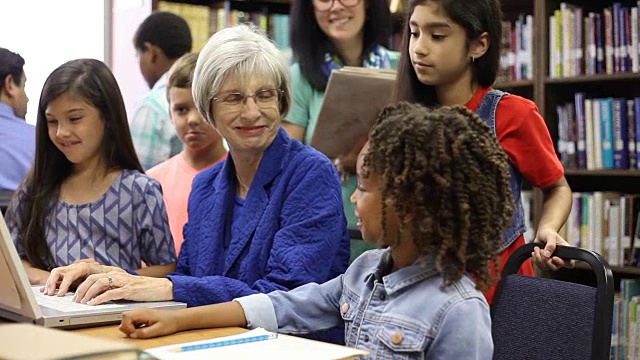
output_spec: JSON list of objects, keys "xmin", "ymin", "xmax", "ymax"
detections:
[
  {"xmin": 42, "ymin": 261, "xmax": 120, "ymax": 296},
  {"xmin": 531, "ymin": 229, "xmax": 575, "ymax": 271},
  {"xmin": 73, "ymin": 271, "xmax": 174, "ymax": 305},
  {"xmin": 119, "ymin": 308, "xmax": 181, "ymax": 339}
]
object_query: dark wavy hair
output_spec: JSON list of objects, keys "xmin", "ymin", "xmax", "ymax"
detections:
[
  {"xmin": 12, "ymin": 59, "xmax": 143, "ymax": 270},
  {"xmin": 363, "ymin": 102, "xmax": 514, "ymax": 289},
  {"xmin": 289, "ymin": 0, "xmax": 392, "ymax": 91},
  {"xmin": 394, "ymin": 0, "xmax": 502, "ymax": 106}
]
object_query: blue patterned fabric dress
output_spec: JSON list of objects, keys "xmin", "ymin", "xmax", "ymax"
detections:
[{"xmin": 6, "ymin": 169, "xmax": 176, "ymax": 271}]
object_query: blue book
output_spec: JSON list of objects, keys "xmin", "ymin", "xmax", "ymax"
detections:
[
  {"xmin": 612, "ymin": 98, "xmax": 629, "ymax": 169},
  {"xmin": 600, "ymin": 97, "xmax": 615, "ymax": 168}
]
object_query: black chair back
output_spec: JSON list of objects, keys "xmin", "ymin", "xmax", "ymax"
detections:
[{"xmin": 491, "ymin": 243, "xmax": 614, "ymax": 360}]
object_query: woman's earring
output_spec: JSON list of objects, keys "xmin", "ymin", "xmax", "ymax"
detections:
[{"xmin": 471, "ymin": 56, "xmax": 476, "ymax": 63}]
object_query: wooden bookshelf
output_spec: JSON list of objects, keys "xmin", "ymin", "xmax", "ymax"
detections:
[
  {"xmin": 565, "ymin": 169, "xmax": 640, "ymax": 177},
  {"xmin": 495, "ymin": 79, "xmax": 535, "ymax": 89},
  {"xmin": 545, "ymin": 71, "xmax": 640, "ymax": 84},
  {"xmin": 496, "ymin": 0, "xmax": 640, "ymax": 286}
]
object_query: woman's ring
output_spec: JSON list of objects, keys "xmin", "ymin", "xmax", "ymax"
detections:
[{"xmin": 108, "ymin": 275, "xmax": 113, "ymax": 290}]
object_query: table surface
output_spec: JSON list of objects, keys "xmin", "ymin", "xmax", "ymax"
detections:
[{"xmin": 73, "ymin": 325, "xmax": 247, "ymax": 350}]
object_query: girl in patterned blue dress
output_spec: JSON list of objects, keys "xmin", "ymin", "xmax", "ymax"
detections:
[{"xmin": 5, "ymin": 59, "xmax": 176, "ymax": 285}]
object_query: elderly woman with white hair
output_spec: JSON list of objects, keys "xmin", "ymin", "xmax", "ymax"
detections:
[{"xmin": 41, "ymin": 25, "xmax": 350, "ymax": 338}]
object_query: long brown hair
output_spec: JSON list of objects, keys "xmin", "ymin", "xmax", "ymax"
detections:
[
  {"xmin": 394, "ymin": 0, "xmax": 502, "ymax": 106},
  {"xmin": 14, "ymin": 59, "xmax": 143, "ymax": 270}
]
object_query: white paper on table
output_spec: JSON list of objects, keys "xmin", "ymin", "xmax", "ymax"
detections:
[{"xmin": 144, "ymin": 328, "xmax": 369, "ymax": 360}]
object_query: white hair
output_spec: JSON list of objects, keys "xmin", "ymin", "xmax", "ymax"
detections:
[{"xmin": 192, "ymin": 24, "xmax": 291, "ymax": 125}]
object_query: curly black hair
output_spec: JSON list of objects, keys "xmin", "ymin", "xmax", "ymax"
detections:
[
  {"xmin": 363, "ymin": 102, "xmax": 515, "ymax": 289},
  {"xmin": 134, "ymin": 11, "xmax": 192, "ymax": 60}
]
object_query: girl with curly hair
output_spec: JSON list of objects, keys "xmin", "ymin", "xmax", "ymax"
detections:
[{"xmin": 118, "ymin": 102, "xmax": 515, "ymax": 359}]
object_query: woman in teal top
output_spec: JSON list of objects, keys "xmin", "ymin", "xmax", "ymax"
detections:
[{"xmin": 283, "ymin": 0, "xmax": 398, "ymax": 261}]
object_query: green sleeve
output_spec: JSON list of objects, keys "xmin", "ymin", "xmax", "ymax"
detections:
[{"xmin": 284, "ymin": 63, "xmax": 313, "ymax": 128}]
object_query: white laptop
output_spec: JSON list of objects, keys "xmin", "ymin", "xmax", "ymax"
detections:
[{"xmin": 0, "ymin": 212, "xmax": 186, "ymax": 329}]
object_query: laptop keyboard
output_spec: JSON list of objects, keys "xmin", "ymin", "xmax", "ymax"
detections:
[{"xmin": 32, "ymin": 287, "xmax": 126, "ymax": 312}]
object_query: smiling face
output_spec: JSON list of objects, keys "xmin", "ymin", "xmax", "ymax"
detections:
[
  {"xmin": 350, "ymin": 141, "xmax": 400, "ymax": 246},
  {"xmin": 45, "ymin": 93, "xmax": 106, "ymax": 169},
  {"xmin": 169, "ymin": 86, "xmax": 221, "ymax": 152},
  {"xmin": 408, "ymin": 2, "xmax": 473, "ymax": 87},
  {"xmin": 210, "ymin": 73, "xmax": 281, "ymax": 157},
  {"xmin": 313, "ymin": 0, "xmax": 366, "ymax": 46}
]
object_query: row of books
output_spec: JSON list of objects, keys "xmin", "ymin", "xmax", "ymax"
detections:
[
  {"xmin": 158, "ymin": 1, "xmax": 290, "ymax": 51},
  {"xmin": 612, "ymin": 279, "xmax": 640, "ymax": 360},
  {"xmin": 549, "ymin": 2, "xmax": 640, "ymax": 78},
  {"xmin": 497, "ymin": 14, "xmax": 534, "ymax": 82},
  {"xmin": 561, "ymin": 192, "xmax": 640, "ymax": 267},
  {"xmin": 557, "ymin": 94, "xmax": 640, "ymax": 170}
]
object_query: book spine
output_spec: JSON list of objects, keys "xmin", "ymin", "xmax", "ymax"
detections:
[
  {"xmin": 613, "ymin": 98, "xmax": 630, "ymax": 169},
  {"xmin": 628, "ymin": 99, "xmax": 637, "ymax": 170},
  {"xmin": 631, "ymin": 7, "xmax": 639, "ymax": 72},
  {"xmin": 575, "ymin": 92, "xmax": 587, "ymax": 168},
  {"xmin": 585, "ymin": 98, "xmax": 595, "ymax": 169},
  {"xmin": 596, "ymin": 12, "xmax": 606, "ymax": 73},
  {"xmin": 635, "ymin": 98, "xmax": 640, "ymax": 169},
  {"xmin": 605, "ymin": 8, "xmax": 614, "ymax": 74},
  {"xmin": 601, "ymin": 97, "xmax": 615, "ymax": 169}
]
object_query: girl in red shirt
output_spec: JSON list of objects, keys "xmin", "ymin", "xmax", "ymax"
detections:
[{"xmin": 394, "ymin": 0, "xmax": 574, "ymax": 303}]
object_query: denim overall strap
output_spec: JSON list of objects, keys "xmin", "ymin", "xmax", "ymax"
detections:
[{"xmin": 475, "ymin": 89, "xmax": 527, "ymax": 252}]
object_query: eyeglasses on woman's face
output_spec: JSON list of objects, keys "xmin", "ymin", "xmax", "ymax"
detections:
[
  {"xmin": 312, "ymin": 0, "xmax": 362, "ymax": 12},
  {"xmin": 212, "ymin": 88, "xmax": 282, "ymax": 112}
]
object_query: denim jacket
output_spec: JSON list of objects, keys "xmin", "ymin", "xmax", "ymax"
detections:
[
  {"xmin": 476, "ymin": 89, "xmax": 527, "ymax": 251},
  {"xmin": 236, "ymin": 249, "xmax": 493, "ymax": 359}
]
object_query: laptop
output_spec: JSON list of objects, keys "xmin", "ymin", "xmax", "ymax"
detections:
[{"xmin": 0, "ymin": 212, "xmax": 186, "ymax": 329}]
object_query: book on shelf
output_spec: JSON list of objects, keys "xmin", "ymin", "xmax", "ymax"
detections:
[
  {"xmin": 560, "ymin": 192, "xmax": 640, "ymax": 267},
  {"xmin": 611, "ymin": 279, "xmax": 640, "ymax": 360},
  {"xmin": 549, "ymin": 2, "xmax": 640, "ymax": 78},
  {"xmin": 497, "ymin": 14, "xmax": 533, "ymax": 82},
  {"xmin": 158, "ymin": 1, "xmax": 211, "ymax": 52},
  {"xmin": 310, "ymin": 67, "xmax": 396, "ymax": 159},
  {"xmin": 158, "ymin": 1, "xmax": 291, "ymax": 52},
  {"xmin": 556, "ymin": 95, "xmax": 640, "ymax": 170}
]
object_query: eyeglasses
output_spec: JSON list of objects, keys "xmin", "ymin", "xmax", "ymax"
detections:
[
  {"xmin": 212, "ymin": 88, "xmax": 282, "ymax": 111},
  {"xmin": 312, "ymin": 0, "xmax": 362, "ymax": 12}
]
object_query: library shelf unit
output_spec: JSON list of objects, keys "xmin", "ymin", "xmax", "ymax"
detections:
[{"xmin": 494, "ymin": 0, "xmax": 640, "ymax": 281}]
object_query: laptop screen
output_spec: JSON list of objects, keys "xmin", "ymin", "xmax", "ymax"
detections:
[{"xmin": 0, "ymin": 211, "xmax": 42, "ymax": 321}]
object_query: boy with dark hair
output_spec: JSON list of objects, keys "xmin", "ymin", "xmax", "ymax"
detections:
[
  {"xmin": 0, "ymin": 47, "xmax": 34, "ymax": 191},
  {"xmin": 130, "ymin": 11, "xmax": 193, "ymax": 169}
]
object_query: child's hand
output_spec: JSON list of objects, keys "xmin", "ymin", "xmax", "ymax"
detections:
[
  {"xmin": 531, "ymin": 229, "xmax": 575, "ymax": 271},
  {"xmin": 119, "ymin": 308, "xmax": 180, "ymax": 339}
]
